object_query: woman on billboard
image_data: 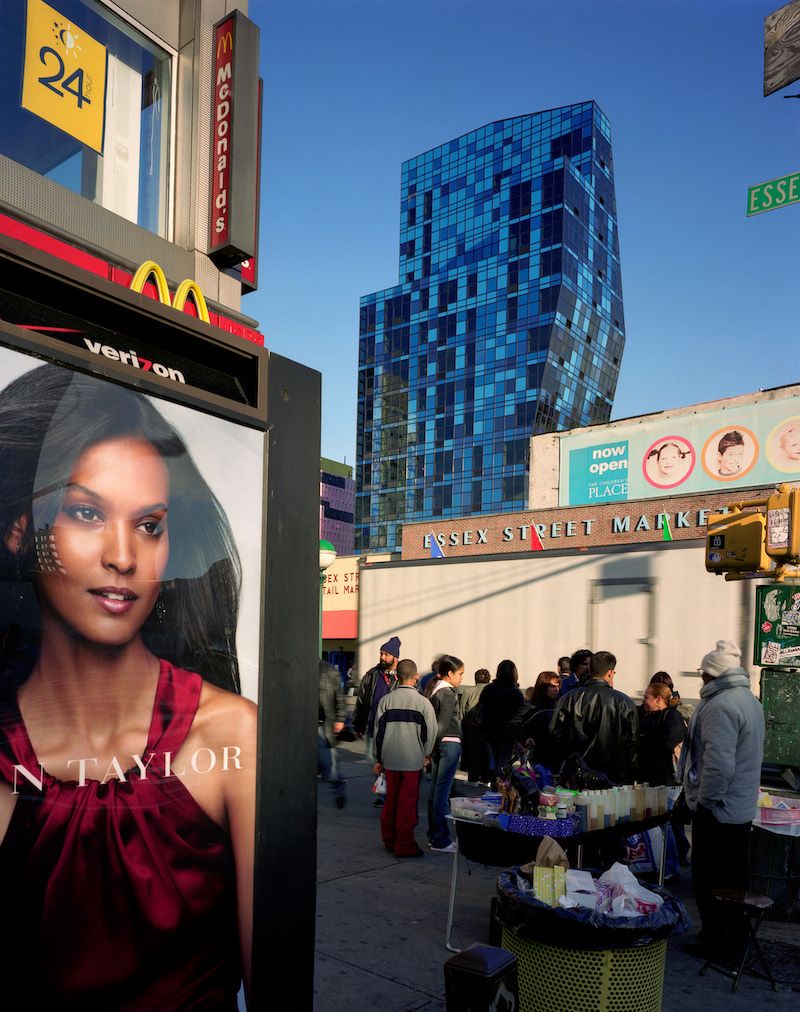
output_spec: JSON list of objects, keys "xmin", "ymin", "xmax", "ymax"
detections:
[{"xmin": 0, "ymin": 364, "xmax": 255, "ymax": 1010}]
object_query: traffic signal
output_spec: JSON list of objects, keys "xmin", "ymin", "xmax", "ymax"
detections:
[
  {"xmin": 706, "ymin": 508, "xmax": 772, "ymax": 575},
  {"xmin": 765, "ymin": 485, "xmax": 800, "ymax": 563}
]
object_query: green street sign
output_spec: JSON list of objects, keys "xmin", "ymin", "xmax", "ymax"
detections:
[{"xmin": 747, "ymin": 171, "xmax": 800, "ymax": 216}]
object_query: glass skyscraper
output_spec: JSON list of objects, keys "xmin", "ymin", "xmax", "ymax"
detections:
[{"xmin": 356, "ymin": 102, "xmax": 625, "ymax": 552}]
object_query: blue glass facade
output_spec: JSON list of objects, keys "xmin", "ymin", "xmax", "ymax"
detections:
[{"xmin": 356, "ymin": 103, "xmax": 625, "ymax": 552}]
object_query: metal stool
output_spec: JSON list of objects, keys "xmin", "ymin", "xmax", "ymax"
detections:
[{"xmin": 699, "ymin": 889, "xmax": 777, "ymax": 992}]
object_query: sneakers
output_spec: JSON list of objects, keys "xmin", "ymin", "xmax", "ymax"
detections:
[{"xmin": 430, "ymin": 841, "xmax": 457, "ymax": 854}]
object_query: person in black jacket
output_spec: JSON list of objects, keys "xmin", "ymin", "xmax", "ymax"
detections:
[
  {"xmin": 479, "ymin": 659, "xmax": 525, "ymax": 781},
  {"xmin": 427, "ymin": 655, "xmax": 464, "ymax": 853},
  {"xmin": 460, "ymin": 668, "xmax": 492, "ymax": 784},
  {"xmin": 507, "ymin": 670, "xmax": 561, "ymax": 771},
  {"xmin": 353, "ymin": 636, "xmax": 401, "ymax": 760},
  {"xmin": 318, "ymin": 660, "xmax": 347, "ymax": 808},
  {"xmin": 638, "ymin": 683, "xmax": 686, "ymax": 785},
  {"xmin": 549, "ymin": 650, "xmax": 638, "ymax": 783}
]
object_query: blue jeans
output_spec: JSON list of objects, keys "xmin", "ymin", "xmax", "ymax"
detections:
[
  {"xmin": 317, "ymin": 729, "xmax": 346, "ymax": 803},
  {"xmin": 427, "ymin": 741, "xmax": 462, "ymax": 848}
]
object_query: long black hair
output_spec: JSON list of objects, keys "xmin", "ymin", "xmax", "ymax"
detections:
[
  {"xmin": 0, "ymin": 364, "xmax": 242, "ymax": 692},
  {"xmin": 423, "ymin": 654, "xmax": 464, "ymax": 697},
  {"xmin": 495, "ymin": 659, "xmax": 518, "ymax": 687}
]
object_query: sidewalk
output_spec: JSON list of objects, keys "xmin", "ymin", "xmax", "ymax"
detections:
[{"xmin": 315, "ymin": 741, "xmax": 800, "ymax": 1011}]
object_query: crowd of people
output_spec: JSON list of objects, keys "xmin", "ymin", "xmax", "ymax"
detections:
[{"xmin": 320, "ymin": 634, "xmax": 765, "ymax": 962}]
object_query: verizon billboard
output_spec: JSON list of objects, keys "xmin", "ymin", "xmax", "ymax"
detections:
[{"xmin": 209, "ymin": 12, "xmax": 261, "ymax": 268}]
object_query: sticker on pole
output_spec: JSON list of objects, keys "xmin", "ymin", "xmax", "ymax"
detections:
[{"xmin": 21, "ymin": 0, "xmax": 107, "ymax": 153}]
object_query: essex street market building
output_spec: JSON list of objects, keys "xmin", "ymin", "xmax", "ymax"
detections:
[{"xmin": 356, "ymin": 384, "xmax": 800, "ymax": 700}]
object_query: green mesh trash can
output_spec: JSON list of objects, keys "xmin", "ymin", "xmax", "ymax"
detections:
[
  {"xmin": 501, "ymin": 930, "xmax": 666, "ymax": 1012},
  {"xmin": 495, "ymin": 869, "xmax": 689, "ymax": 1012}
]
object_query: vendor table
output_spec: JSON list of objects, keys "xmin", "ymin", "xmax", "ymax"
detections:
[{"xmin": 444, "ymin": 812, "xmax": 672, "ymax": 951}]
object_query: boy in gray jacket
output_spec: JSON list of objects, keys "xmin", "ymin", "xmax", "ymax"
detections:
[
  {"xmin": 374, "ymin": 659, "xmax": 438, "ymax": 857},
  {"xmin": 680, "ymin": 640, "xmax": 765, "ymax": 957}
]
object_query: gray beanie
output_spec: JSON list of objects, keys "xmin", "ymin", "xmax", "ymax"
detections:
[{"xmin": 700, "ymin": 640, "xmax": 741, "ymax": 678}]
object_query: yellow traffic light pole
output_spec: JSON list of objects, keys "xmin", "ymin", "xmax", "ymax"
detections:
[{"xmin": 706, "ymin": 483, "xmax": 800, "ymax": 582}]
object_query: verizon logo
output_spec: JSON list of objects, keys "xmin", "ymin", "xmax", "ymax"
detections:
[{"xmin": 83, "ymin": 339, "xmax": 186, "ymax": 384}]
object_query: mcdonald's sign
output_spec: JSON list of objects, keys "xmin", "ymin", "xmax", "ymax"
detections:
[
  {"xmin": 128, "ymin": 260, "xmax": 211, "ymax": 322},
  {"xmin": 209, "ymin": 12, "xmax": 261, "ymax": 269},
  {"xmin": 217, "ymin": 29, "xmax": 233, "ymax": 58}
]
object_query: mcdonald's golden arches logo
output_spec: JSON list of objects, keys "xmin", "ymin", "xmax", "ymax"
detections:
[
  {"xmin": 129, "ymin": 261, "xmax": 211, "ymax": 324},
  {"xmin": 216, "ymin": 30, "xmax": 233, "ymax": 58}
]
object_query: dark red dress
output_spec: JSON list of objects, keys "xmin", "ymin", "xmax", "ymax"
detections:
[{"xmin": 0, "ymin": 660, "xmax": 241, "ymax": 1010}]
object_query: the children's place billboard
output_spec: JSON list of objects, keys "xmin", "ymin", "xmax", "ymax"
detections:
[{"xmin": 560, "ymin": 392, "xmax": 800, "ymax": 507}]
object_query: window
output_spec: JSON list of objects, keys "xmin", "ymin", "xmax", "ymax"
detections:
[{"xmin": 2, "ymin": 0, "xmax": 173, "ymax": 236}]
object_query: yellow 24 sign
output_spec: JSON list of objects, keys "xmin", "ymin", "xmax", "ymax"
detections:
[{"xmin": 21, "ymin": 0, "xmax": 107, "ymax": 153}]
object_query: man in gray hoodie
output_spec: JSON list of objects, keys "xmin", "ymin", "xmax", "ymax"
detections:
[
  {"xmin": 680, "ymin": 640, "xmax": 765, "ymax": 956},
  {"xmin": 374, "ymin": 659, "xmax": 438, "ymax": 858}
]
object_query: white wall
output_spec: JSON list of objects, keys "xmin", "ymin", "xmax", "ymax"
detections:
[{"xmin": 358, "ymin": 542, "xmax": 754, "ymax": 701}]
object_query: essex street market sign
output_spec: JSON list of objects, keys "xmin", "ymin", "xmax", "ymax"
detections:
[
  {"xmin": 747, "ymin": 170, "xmax": 800, "ymax": 216},
  {"xmin": 399, "ymin": 488, "xmax": 780, "ymax": 561}
]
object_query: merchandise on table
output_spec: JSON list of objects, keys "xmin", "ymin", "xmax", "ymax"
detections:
[
  {"xmin": 756, "ymin": 790, "xmax": 800, "ymax": 825},
  {"xmin": 520, "ymin": 862, "xmax": 665, "ymax": 919},
  {"xmin": 450, "ymin": 783, "xmax": 675, "ymax": 836}
]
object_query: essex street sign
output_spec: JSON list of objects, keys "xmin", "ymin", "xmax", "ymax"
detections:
[{"xmin": 747, "ymin": 171, "xmax": 800, "ymax": 215}]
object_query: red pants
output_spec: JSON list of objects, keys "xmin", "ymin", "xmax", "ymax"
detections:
[{"xmin": 381, "ymin": 770, "xmax": 422, "ymax": 856}]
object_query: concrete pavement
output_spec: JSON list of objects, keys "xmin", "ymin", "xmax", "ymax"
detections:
[{"xmin": 315, "ymin": 740, "xmax": 800, "ymax": 1011}]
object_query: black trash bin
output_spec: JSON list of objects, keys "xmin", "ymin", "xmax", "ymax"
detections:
[{"xmin": 444, "ymin": 943, "xmax": 518, "ymax": 1012}]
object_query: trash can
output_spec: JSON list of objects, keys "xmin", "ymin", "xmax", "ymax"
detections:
[
  {"xmin": 444, "ymin": 944, "xmax": 518, "ymax": 1011},
  {"xmin": 749, "ymin": 823, "xmax": 800, "ymax": 921},
  {"xmin": 495, "ymin": 870, "xmax": 690, "ymax": 1012}
]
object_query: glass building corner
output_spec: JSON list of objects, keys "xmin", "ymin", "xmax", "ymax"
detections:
[{"xmin": 356, "ymin": 102, "xmax": 625, "ymax": 552}]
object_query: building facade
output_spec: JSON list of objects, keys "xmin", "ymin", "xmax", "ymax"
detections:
[
  {"xmin": 357, "ymin": 102, "xmax": 626, "ymax": 552},
  {"xmin": 0, "ymin": 3, "xmax": 323, "ymax": 1003},
  {"xmin": 320, "ymin": 457, "xmax": 355, "ymax": 555},
  {"xmin": 0, "ymin": 0, "xmax": 261, "ymax": 328}
]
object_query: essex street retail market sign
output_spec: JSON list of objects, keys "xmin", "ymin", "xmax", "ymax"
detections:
[
  {"xmin": 747, "ymin": 171, "xmax": 800, "ymax": 215},
  {"xmin": 399, "ymin": 489, "xmax": 771, "ymax": 561},
  {"xmin": 420, "ymin": 509, "xmax": 718, "ymax": 554}
]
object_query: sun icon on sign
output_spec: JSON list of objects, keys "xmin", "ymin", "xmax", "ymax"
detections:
[{"xmin": 51, "ymin": 20, "xmax": 83, "ymax": 59}]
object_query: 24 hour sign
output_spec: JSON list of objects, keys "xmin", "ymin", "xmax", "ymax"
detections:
[{"xmin": 21, "ymin": 0, "xmax": 107, "ymax": 153}]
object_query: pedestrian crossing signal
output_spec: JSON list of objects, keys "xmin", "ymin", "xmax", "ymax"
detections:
[{"xmin": 706, "ymin": 509, "xmax": 771, "ymax": 576}]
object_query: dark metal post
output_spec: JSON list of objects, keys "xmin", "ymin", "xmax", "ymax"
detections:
[{"xmin": 252, "ymin": 353, "xmax": 321, "ymax": 1009}]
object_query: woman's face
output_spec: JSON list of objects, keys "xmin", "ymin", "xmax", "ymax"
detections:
[
  {"xmin": 35, "ymin": 438, "xmax": 170, "ymax": 647},
  {"xmin": 657, "ymin": 444, "xmax": 680, "ymax": 477},
  {"xmin": 449, "ymin": 667, "xmax": 464, "ymax": 688},
  {"xmin": 545, "ymin": 679, "xmax": 560, "ymax": 700},
  {"xmin": 643, "ymin": 688, "xmax": 666, "ymax": 712}
]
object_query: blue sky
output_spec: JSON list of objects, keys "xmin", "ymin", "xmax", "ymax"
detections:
[{"xmin": 246, "ymin": 0, "xmax": 799, "ymax": 466}]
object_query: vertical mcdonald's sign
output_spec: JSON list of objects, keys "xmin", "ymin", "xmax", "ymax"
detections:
[{"xmin": 209, "ymin": 12, "xmax": 261, "ymax": 269}]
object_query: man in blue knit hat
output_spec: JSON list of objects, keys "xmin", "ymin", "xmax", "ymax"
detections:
[{"xmin": 354, "ymin": 636, "xmax": 401, "ymax": 800}]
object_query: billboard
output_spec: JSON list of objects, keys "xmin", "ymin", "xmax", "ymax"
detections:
[
  {"xmin": 765, "ymin": 0, "xmax": 800, "ymax": 96},
  {"xmin": 559, "ymin": 393, "xmax": 800, "ymax": 507},
  {"xmin": 0, "ymin": 344, "xmax": 264, "ymax": 1005}
]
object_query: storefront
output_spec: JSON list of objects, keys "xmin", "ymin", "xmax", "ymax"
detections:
[{"xmin": 0, "ymin": 2, "xmax": 319, "ymax": 1007}]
